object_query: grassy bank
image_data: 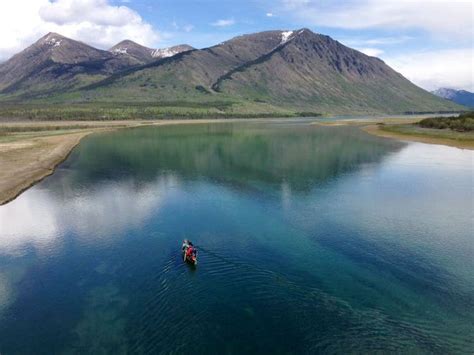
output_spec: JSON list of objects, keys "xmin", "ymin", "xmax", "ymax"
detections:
[
  {"xmin": 368, "ymin": 112, "xmax": 474, "ymax": 149},
  {"xmin": 364, "ymin": 123, "xmax": 474, "ymax": 149},
  {"xmin": 0, "ymin": 131, "xmax": 92, "ymax": 205},
  {"xmin": 0, "ymin": 121, "xmax": 146, "ymax": 205},
  {"xmin": 418, "ymin": 111, "xmax": 474, "ymax": 131},
  {"xmin": 2, "ymin": 114, "xmax": 472, "ymax": 205},
  {"xmin": 0, "ymin": 118, "xmax": 269, "ymax": 205},
  {"xmin": 0, "ymin": 102, "xmax": 321, "ymax": 120},
  {"xmin": 314, "ymin": 114, "xmax": 474, "ymax": 149}
]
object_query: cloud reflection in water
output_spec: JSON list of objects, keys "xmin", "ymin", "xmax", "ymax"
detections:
[{"xmin": 0, "ymin": 173, "xmax": 179, "ymax": 256}]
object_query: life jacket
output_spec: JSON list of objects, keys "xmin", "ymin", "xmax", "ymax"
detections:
[{"xmin": 186, "ymin": 246, "xmax": 194, "ymax": 257}]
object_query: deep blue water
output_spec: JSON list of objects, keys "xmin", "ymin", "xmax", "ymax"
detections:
[{"xmin": 0, "ymin": 121, "xmax": 473, "ymax": 354}]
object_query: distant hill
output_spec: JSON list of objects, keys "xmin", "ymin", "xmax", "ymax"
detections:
[
  {"xmin": 432, "ymin": 88, "xmax": 474, "ymax": 108},
  {"xmin": 0, "ymin": 30, "xmax": 463, "ymax": 115},
  {"xmin": 0, "ymin": 33, "xmax": 139, "ymax": 97},
  {"xmin": 109, "ymin": 40, "xmax": 156, "ymax": 63},
  {"xmin": 109, "ymin": 40, "xmax": 193, "ymax": 64},
  {"xmin": 0, "ymin": 33, "xmax": 193, "ymax": 98}
]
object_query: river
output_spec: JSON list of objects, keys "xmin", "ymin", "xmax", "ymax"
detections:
[{"xmin": 0, "ymin": 120, "xmax": 472, "ymax": 353}]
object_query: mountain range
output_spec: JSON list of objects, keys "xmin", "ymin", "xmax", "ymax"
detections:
[
  {"xmin": 0, "ymin": 30, "xmax": 464, "ymax": 115},
  {"xmin": 432, "ymin": 88, "xmax": 474, "ymax": 108},
  {"xmin": 110, "ymin": 40, "xmax": 194, "ymax": 64},
  {"xmin": 0, "ymin": 33, "xmax": 193, "ymax": 97}
]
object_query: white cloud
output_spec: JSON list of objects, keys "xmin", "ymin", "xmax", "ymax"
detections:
[
  {"xmin": 0, "ymin": 174, "xmax": 178, "ymax": 256},
  {"xmin": 357, "ymin": 47, "xmax": 384, "ymax": 57},
  {"xmin": 281, "ymin": 0, "xmax": 473, "ymax": 40},
  {"xmin": 384, "ymin": 48, "xmax": 474, "ymax": 91},
  {"xmin": 0, "ymin": 0, "xmax": 161, "ymax": 61},
  {"xmin": 341, "ymin": 36, "xmax": 413, "ymax": 47},
  {"xmin": 183, "ymin": 24, "xmax": 194, "ymax": 33},
  {"xmin": 211, "ymin": 18, "xmax": 236, "ymax": 27},
  {"xmin": 266, "ymin": 12, "xmax": 274, "ymax": 17},
  {"xmin": 171, "ymin": 21, "xmax": 194, "ymax": 33}
]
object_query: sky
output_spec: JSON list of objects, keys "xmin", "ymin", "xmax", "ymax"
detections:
[{"xmin": 0, "ymin": 0, "xmax": 472, "ymax": 91}]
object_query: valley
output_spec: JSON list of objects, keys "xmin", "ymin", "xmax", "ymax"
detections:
[
  {"xmin": 0, "ymin": 24, "xmax": 471, "ymax": 207},
  {"xmin": 1, "ymin": 1, "xmax": 473, "ymax": 353}
]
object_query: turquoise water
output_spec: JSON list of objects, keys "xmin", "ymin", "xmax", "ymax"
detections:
[{"xmin": 0, "ymin": 121, "xmax": 473, "ymax": 353}]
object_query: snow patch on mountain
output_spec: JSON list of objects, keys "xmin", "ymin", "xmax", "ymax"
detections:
[
  {"xmin": 281, "ymin": 31, "xmax": 294, "ymax": 43},
  {"xmin": 45, "ymin": 38, "xmax": 62, "ymax": 47},
  {"xmin": 112, "ymin": 47, "xmax": 128, "ymax": 55},
  {"xmin": 432, "ymin": 88, "xmax": 457, "ymax": 99},
  {"xmin": 432, "ymin": 87, "xmax": 474, "ymax": 107},
  {"xmin": 41, "ymin": 33, "xmax": 63, "ymax": 48},
  {"xmin": 152, "ymin": 47, "xmax": 179, "ymax": 59}
]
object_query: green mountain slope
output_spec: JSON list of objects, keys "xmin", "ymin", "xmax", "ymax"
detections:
[
  {"xmin": 72, "ymin": 29, "xmax": 461, "ymax": 114},
  {"xmin": 0, "ymin": 33, "xmax": 141, "ymax": 98},
  {"xmin": 77, "ymin": 31, "xmax": 291, "ymax": 101},
  {"xmin": 0, "ymin": 29, "xmax": 463, "ymax": 115},
  {"xmin": 213, "ymin": 30, "xmax": 461, "ymax": 113}
]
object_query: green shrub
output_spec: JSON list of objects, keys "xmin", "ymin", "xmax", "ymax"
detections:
[{"xmin": 418, "ymin": 112, "xmax": 474, "ymax": 132}]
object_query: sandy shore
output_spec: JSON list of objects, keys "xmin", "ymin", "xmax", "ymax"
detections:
[
  {"xmin": 0, "ymin": 119, "xmax": 235, "ymax": 205},
  {"xmin": 0, "ymin": 131, "xmax": 91, "ymax": 205}
]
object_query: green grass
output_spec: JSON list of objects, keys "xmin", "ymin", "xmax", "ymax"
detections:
[
  {"xmin": 0, "ymin": 129, "xmax": 89, "ymax": 143},
  {"xmin": 0, "ymin": 102, "xmax": 321, "ymax": 120},
  {"xmin": 418, "ymin": 112, "xmax": 474, "ymax": 131},
  {"xmin": 379, "ymin": 123, "xmax": 474, "ymax": 142},
  {"xmin": 0, "ymin": 124, "xmax": 108, "ymax": 134}
]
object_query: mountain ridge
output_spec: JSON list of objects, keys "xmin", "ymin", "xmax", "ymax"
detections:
[
  {"xmin": 0, "ymin": 30, "xmax": 464, "ymax": 114},
  {"xmin": 109, "ymin": 40, "xmax": 193, "ymax": 63},
  {"xmin": 432, "ymin": 88, "xmax": 474, "ymax": 108},
  {"xmin": 0, "ymin": 32, "xmax": 141, "ymax": 95}
]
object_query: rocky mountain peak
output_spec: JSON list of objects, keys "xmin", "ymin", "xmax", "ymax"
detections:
[
  {"xmin": 108, "ymin": 40, "xmax": 193, "ymax": 62},
  {"xmin": 37, "ymin": 32, "xmax": 79, "ymax": 50},
  {"xmin": 109, "ymin": 40, "xmax": 151, "ymax": 55},
  {"xmin": 432, "ymin": 88, "xmax": 474, "ymax": 107},
  {"xmin": 40, "ymin": 32, "xmax": 65, "ymax": 41},
  {"xmin": 151, "ymin": 44, "xmax": 194, "ymax": 59},
  {"xmin": 432, "ymin": 88, "xmax": 457, "ymax": 99}
]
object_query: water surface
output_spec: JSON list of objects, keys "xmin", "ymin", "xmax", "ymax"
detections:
[{"xmin": 0, "ymin": 121, "xmax": 473, "ymax": 353}]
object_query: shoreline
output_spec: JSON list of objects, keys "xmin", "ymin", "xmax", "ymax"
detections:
[
  {"xmin": 315, "ymin": 118, "xmax": 473, "ymax": 150},
  {"xmin": 362, "ymin": 124, "xmax": 474, "ymax": 150},
  {"xmin": 0, "ymin": 119, "xmax": 238, "ymax": 206},
  {"xmin": 0, "ymin": 131, "xmax": 90, "ymax": 206},
  {"xmin": 1, "ymin": 117, "xmax": 472, "ymax": 206}
]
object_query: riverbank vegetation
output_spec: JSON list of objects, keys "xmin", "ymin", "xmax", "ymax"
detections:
[
  {"xmin": 1, "ymin": 115, "xmax": 471, "ymax": 205},
  {"xmin": 0, "ymin": 119, "xmax": 229, "ymax": 204},
  {"xmin": 0, "ymin": 102, "xmax": 321, "ymax": 120},
  {"xmin": 0, "ymin": 119, "xmax": 163, "ymax": 204},
  {"xmin": 418, "ymin": 111, "xmax": 474, "ymax": 131},
  {"xmin": 366, "ymin": 113, "xmax": 474, "ymax": 149}
]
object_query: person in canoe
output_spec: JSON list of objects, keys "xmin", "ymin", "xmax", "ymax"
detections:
[{"xmin": 182, "ymin": 239, "xmax": 198, "ymax": 264}]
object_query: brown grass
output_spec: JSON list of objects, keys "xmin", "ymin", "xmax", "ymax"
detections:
[
  {"xmin": 4, "ymin": 116, "xmax": 470, "ymax": 206},
  {"xmin": 0, "ymin": 131, "xmax": 92, "ymax": 205},
  {"xmin": 314, "ymin": 118, "xmax": 473, "ymax": 150},
  {"xmin": 0, "ymin": 119, "xmax": 245, "ymax": 205},
  {"xmin": 363, "ymin": 124, "xmax": 474, "ymax": 150}
]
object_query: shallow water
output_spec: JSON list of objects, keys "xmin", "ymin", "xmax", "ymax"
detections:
[{"xmin": 0, "ymin": 120, "xmax": 473, "ymax": 353}]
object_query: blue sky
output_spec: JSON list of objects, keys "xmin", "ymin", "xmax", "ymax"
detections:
[
  {"xmin": 1, "ymin": 0, "xmax": 473, "ymax": 91},
  {"xmin": 120, "ymin": 0, "xmax": 439, "ymax": 52}
]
